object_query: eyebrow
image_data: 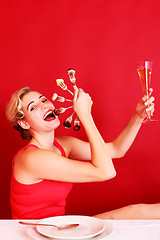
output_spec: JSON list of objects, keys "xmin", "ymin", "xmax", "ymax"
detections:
[{"xmin": 27, "ymin": 95, "xmax": 45, "ymax": 110}]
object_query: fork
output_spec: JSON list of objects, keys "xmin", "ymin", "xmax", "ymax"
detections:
[
  {"xmin": 56, "ymin": 79, "xmax": 74, "ymax": 95},
  {"xmin": 63, "ymin": 111, "xmax": 75, "ymax": 128},
  {"xmin": 54, "ymin": 106, "xmax": 73, "ymax": 115},
  {"xmin": 52, "ymin": 93, "xmax": 72, "ymax": 102},
  {"xmin": 67, "ymin": 68, "xmax": 77, "ymax": 87},
  {"xmin": 19, "ymin": 221, "xmax": 79, "ymax": 230}
]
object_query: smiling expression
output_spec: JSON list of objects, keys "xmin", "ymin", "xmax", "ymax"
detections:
[{"xmin": 20, "ymin": 91, "xmax": 60, "ymax": 133}]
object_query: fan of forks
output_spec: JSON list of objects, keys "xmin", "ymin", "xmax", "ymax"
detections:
[{"xmin": 53, "ymin": 69, "xmax": 80, "ymax": 131}]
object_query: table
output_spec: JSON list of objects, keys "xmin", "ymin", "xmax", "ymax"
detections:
[{"xmin": 0, "ymin": 219, "xmax": 160, "ymax": 240}]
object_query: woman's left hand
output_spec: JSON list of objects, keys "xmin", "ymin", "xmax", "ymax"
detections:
[{"xmin": 135, "ymin": 88, "xmax": 155, "ymax": 120}]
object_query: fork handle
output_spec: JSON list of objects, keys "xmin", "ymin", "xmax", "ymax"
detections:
[{"xmin": 67, "ymin": 89, "xmax": 74, "ymax": 95}]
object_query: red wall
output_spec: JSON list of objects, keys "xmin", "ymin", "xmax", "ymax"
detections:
[{"xmin": 1, "ymin": 0, "xmax": 160, "ymax": 218}]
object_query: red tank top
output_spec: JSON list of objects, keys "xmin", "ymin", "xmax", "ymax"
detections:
[{"xmin": 10, "ymin": 140, "xmax": 73, "ymax": 219}]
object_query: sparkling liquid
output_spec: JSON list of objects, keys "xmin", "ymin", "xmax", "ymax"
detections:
[{"xmin": 137, "ymin": 68, "xmax": 152, "ymax": 97}]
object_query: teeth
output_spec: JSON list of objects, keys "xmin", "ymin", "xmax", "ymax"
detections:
[{"xmin": 43, "ymin": 110, "xmax": 53, "ymax": 120}]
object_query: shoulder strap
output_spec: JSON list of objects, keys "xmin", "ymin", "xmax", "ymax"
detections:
[{"xmin": 54, "ymin": 139, "xmax": 66, "ymax": 157}]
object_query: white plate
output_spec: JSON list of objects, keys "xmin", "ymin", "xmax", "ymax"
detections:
[
  {"xmin": 36, "ymin": 216, "xmax": 105, "ymax": 239},
  {"xmin": 27, "ymin": 221, "xmax": 113, "ymax": 240}
]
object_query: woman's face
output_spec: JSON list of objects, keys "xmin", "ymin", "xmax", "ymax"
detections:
[{"xmin": 19, "ymin": 91, "xmax": 60, "ymax": 134}]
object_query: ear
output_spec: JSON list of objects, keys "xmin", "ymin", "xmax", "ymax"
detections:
[{"xmin": 17, "ymin": 120, "xmax": 30, "ymax": 130}]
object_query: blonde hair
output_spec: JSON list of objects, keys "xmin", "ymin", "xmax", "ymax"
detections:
[{"xmin": 6, "ymin": 87, "xmax": 33, "ymax": 139}]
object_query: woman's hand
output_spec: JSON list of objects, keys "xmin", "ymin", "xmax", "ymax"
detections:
[
  {"xmin": 135, "ymin": 88, "xmax": 155, "ymax": 120},
  {"xmin": 73, "ymin": 87, "xmax": 93, "ymax": 120}
]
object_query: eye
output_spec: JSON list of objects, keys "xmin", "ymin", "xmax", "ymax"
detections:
[
  {"xmin": 30, "ymin": 106, "xmax": 36, "ymax": 111},
  {"xmin": 42, "ymin": 98, "xmax": 48, "ymax": 103}
]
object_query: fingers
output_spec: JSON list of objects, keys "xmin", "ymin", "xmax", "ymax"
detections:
[
  {"xmin": 144, "ymin": 96, "xmax": 155, "ymax": 117},
  {"xmin": 73, "ymin": 87, "xmax": 93, "ymax": 115},
  {"xmin": 149, "ymin": 88, "xmax": 153, "ymax": 96},
  {"xmin": 144, "ymin": 96, "xmax": 155, "ymax": 106},
  {"xmin": 73, "ymin": 87, "xmax": 90, "ymax": 100},
  {"xmin": 73, "ymin": 86, "xmax": 79, "ymax": 102},
  {"xmin": 142, "ymin": 88, "xmax": 153, "ymax": 102},
  {"xmin": 146, "ymin": 100, "xmax": 155, "ymax": 116},
  {"xmin": 140, "ymin": 92, "xmax": 155, "ymax": 118},
  {"xmin": 146, "ymin": 102, "xmax": 155, "ymax": 112},
  {"xmin": 142, "ymin": 95, "xmax": 155, "ymax": 104}
]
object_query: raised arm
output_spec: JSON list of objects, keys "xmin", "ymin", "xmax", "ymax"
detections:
[
  {"xmin": 71, "ymin": 87, "xmax": 116, "ymax": 179},
  {"xmin": 108, "ymin": 89, "xmax": 155, "ymax": 158},
  {"xmin": 67, "ymin": 89, "xmax": 155, "ymax": 161},
  {"xmin": 16, "ymin": 87, "xmax": 116, "ymax": 183}
]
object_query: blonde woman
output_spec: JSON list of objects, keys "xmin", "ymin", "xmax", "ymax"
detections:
[{"xmin": 6, "ymin": 86, "xmax": 156, "ymax": 219}]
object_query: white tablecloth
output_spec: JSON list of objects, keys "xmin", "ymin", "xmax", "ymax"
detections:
[{"xmin": 0, "ymin": 219, "xmax": 160, "ymax": 240}]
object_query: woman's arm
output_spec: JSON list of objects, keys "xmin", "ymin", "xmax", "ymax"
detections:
[
  {"xmin": 16, "ymin": 88, "xmax": 116, "ymax": 183},
  {"xmin": 106, "ymin": 90, "xmax": 155, "ymax": 158},
  {"xmin": 72, "ymin": 88, "xmax": 115, "ymax": 177},
  {"xmin": 66, "ymin": 89, "xmax": 155, "ymax": 160}
]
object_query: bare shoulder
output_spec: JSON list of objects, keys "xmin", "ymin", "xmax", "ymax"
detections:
[{"xmin": 15, "ymin": 146, "xmax": 40, "ymax": 167}]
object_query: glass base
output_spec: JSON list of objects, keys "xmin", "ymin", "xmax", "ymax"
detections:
[{"xmin": 142, "ymin": 118, "xmax": 158, "ymax": 123}]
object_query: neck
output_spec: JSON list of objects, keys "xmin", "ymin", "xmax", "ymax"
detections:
[{"xmin": 30, "ymin": 131, "xmax": 55, "ymax": 150}]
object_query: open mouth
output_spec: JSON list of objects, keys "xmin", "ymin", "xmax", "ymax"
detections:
[{"xmin": 43, "ymin": 110, "xmax": 56, "ymax": 121}]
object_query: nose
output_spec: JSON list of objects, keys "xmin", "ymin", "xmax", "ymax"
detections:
[{"xmin": 40, "ymin": 102, "xmax": 47, "ymax": 110}]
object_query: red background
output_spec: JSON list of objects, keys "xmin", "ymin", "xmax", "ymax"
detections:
[{"xmin": 0, "ymin": 1, "xmax": 160, "ymax": 219}]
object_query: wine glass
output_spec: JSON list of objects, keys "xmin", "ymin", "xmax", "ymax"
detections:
[{"xmin": 137, "ymin": 60, "xmax": 156, "ymax": 123}]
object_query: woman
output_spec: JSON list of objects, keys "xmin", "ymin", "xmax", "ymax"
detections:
[{"xmin": 6, "ymin": 86, "xmax": 156, "ymax": 219}]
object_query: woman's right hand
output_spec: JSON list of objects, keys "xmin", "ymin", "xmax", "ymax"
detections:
[
  {"xmin": 73, "ymin": 87, "xmax": 93, "ymax": 121},
  {"xmin": 134, "ymin": 88, "xmax": 155, "ymax": 121}
]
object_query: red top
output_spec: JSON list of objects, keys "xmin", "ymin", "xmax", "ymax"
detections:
[{"xmin": 10, "ymin": 140, "xmax": 73, "ymax": 219}]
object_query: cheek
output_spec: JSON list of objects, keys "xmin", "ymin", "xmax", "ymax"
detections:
[{"xmin": 24, "ymin": 111, "xmax": 41, "ymax": 126}]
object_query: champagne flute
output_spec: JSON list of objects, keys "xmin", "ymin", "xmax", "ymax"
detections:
[{"xmin": 137, "ymin": 61, "xmax": 156, "ymax": 123}]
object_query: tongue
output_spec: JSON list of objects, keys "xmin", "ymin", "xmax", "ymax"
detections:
[
  {"xmin": 45, "ymin": 116, "xmax": 54, "ymax": 121},
  {"xmin": 44, "ymin": 113, "xmax": 55, "ymax": 121}
]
